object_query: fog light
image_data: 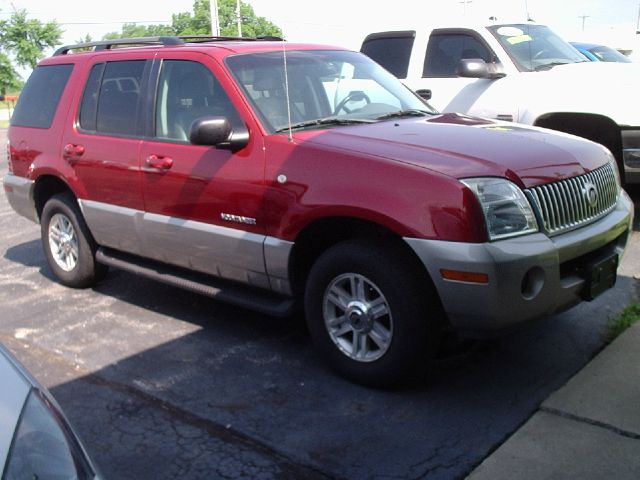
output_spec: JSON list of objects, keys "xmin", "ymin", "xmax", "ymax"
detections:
[{"xmin": 521, "ymin": 267, "xmax": 545, "ymax": 300}]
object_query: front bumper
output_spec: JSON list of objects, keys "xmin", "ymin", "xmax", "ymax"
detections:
[
  {"xmin": 3, "ymin": 174, "xmax": 37, "ymax": 223},
  {"xmin": 405, "ymin": 190, "xmax": 634, "ymax": 336}
]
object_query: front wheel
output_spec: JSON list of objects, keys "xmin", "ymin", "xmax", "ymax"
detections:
[
  {"xmin": 304, "ymin": 240, "xmax": 443, "ymax": 387},
  {"xmin": 40, "ymin": 193, "xmax": 107, "ymax": 288}
]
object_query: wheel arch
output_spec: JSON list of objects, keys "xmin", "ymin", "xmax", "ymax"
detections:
[
  {"xmin": 534, "ymin": 112, "xmax": 623, "ymax": 179},
  {"xmin": 33, "ymin": 175, "xmax": 77, "ymax": 221},
  {"xmin": 288, "ymin": 216, "xmax": 437, "ymax": 299}
]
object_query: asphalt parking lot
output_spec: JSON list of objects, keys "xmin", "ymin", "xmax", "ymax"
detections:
[{"xmin": 1, "ymin": 126, "xmax": 638, "ymax": 479}]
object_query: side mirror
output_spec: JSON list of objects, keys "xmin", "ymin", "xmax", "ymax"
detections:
[
  {"xmin": 456, "ymin": 58, "xmax": 490, "ymax": 78},
  {"xmin": 189, "ymin": 116, "xmax": 249, "ymax": 151},
  {"xmin": 456, "ymin": 59, "xmax": 506, "ymax": 80}
]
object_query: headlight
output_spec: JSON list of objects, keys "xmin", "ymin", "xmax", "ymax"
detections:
[{"xmin": 462, "ymin": 177, "xmax": 538, "ymax": 241}]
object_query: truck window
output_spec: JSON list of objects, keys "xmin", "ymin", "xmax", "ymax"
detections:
[
  {"xmin": 423, "ymin": 34, "xmax": 491, "ymax": 78},
  {"xmin": 11, "ymin": 64, "xmax": 73, "ymax": 129},
  {"xmin": 361, "ymin": 32, "xmax": 415, "ymax": 79}
]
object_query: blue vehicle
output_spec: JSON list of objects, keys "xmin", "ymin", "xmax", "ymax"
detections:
[{"xmin": 570, "ymin": 42, "xmax": 632, "ymax": 62}]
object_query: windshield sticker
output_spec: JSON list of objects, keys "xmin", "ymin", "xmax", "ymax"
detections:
[
  {"xmin": 496, "ymin": 26, "xmax": 524, "ymax": 37},
  {"xmin": 506, "ymin": 34, "xmax": 532, "ymax": 45}
]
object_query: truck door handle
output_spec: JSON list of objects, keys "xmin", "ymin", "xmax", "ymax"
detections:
[
  {"xmin": 145, "ymin": 154, "xmax": 173, "ymax": 170},
  {"xmin": 416, "ymin": 89, "xmax": 432, "ymax": 101}
]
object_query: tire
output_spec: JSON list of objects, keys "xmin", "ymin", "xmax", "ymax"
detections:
[
  {"xmin": 304, "ymin": 239, "xmax": 443, "ymax": 388},
  {"xmin": 40, "ymin": 193, "xmax": 107, "ymax": 288}
]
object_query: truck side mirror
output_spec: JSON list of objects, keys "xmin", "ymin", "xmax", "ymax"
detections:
[{"xmin": 456, "ymin": 59, "xmax": 506, "ymax": 80}]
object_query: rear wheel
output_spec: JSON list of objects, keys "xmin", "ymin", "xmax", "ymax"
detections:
[
  {"xmin": 304, "ymin": 240, "xmax": 443, "ymax": 387},
  {"xmin": 40, "ymin": 193, "xmax": 107, "ymax": 288}
]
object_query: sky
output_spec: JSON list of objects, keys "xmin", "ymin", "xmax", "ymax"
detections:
[{"xmin": 2, "ymin": 0, "xmax": 640, "ymax": 73}]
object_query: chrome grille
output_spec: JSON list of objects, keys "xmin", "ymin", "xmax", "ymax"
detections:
[{"xmin": 526, "ymin": 162, "xmax": 619, "ymax": 236}]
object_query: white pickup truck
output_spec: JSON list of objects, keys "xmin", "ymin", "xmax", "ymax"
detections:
[{"xmin": 361, "ymin": 21, "xmax": 640, "ymax": 183}]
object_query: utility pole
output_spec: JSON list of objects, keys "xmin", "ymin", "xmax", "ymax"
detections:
[
  {"xmin": 236, "ymin": 0, "xmax": 242, "ymax": 37},
  {"xmin": 578, "ymin": 14, "xmax": 590, "ymax": 31},
  {"xmin": 210, "ymin": 0, "xmax": 220, "ymax": 36},
  {"xmin": 459, "ymin": 0, "xmax": 472, "ymax": 16}
]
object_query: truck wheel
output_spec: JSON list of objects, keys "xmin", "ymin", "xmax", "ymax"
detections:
[
  {"xmin": 40, "ymin": 193, "xmax": 107, "ymax": 288},
  {"xmin": 304, "ymin": 240, "xmax": 442, "ymax": 387}
]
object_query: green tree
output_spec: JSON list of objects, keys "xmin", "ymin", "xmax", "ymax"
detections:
[
  {"xmin": 176, "ymin": 0, "xmax": 283, "ymax": 37},
  {"xmin": 0, "ymin": 52, "xmax": 22, "ymax": 95},
  {"xmin": 104, "ymin": 23, "xmax": 174, "ymax": 40},
  {"xmin": 0, "ymin": 9, "xmax": 62, "ymax": 69},
  {"xmin": 105, "ymin": 0, "xmax": 282, "ymax": 39}
]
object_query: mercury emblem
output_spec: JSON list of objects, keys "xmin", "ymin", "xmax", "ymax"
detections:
[{"xmin": 583, "ymin": 182, "xmax": 598, "ymax": 208}]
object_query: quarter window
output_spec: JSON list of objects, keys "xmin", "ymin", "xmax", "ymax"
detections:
[
  {"xmin": 11, "ymin": 64, "xmax": 73, "ymax": 129},
  {"xmin": 423, "ymin": 34, "xmax": 491, "ymax": 78},
  {"xmin": 155, "ymin": 60, "xmax": 240, "ymax": 141}
]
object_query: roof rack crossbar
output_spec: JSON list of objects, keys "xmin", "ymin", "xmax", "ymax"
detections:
[
  {"xmin": 53, "ymin": 36, "xmax": 185, "ymax": 56},
  {"xmin": 177, "ymin": 35, "xmax": 284, "ymax": 42}
]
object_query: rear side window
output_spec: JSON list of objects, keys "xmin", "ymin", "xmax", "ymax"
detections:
[
  {"xmin": 361, "ymin": 32, "xmax": 415, "ymax": 78},
  {"xmin": 11, "ymin": 64, "xmax": 73, "ymax": 129},
  {"xmin": 79, "ymin": 60, "xmax": 146, "ymax": 136}
]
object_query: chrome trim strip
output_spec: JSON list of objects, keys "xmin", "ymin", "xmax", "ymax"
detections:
[
  {"xmin": 79, "ymin": 199, "xmax": 293, "ymax": 294},
  {"xmin": 3, "ymin": 174, "xmax": 38, "ymax": 223}
]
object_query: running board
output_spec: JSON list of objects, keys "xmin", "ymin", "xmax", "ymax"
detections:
[{"xmin": 96, "ymin": 248, "xmax": 295, "ymax": 317}]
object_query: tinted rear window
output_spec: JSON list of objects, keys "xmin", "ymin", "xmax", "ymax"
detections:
[
  {"xmin": 361, "ymin": 33, "xmax": 415, "ymax": 78},
  {"xmin": 11, "ymin": 64, "xmax": 73, "ymax": 129}
]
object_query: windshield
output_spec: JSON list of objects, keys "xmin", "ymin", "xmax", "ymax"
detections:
[
  {"xmin": 488, "ymin": 24, "xmax": 586, "ymax": 72},
  {"xmin": 226, "ymin": 50, "xmax": 435, "ymax": 132}
]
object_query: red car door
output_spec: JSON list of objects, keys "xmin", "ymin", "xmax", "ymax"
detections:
[
  {"xmin": 138, "ymin": 53, "xmax": 270, "ymax": 288},
  {"xmin": 61, "ymin": 53, "xmax": 154, "ymax": 255}
]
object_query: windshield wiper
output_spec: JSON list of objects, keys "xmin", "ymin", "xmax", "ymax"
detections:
[
  {"xmin": 275, "ymin": 117, "xmax": 375, "ymax": 133},
  {"xmin": 375, "ymin": 109, "xmax": 432, "ymax": 120},
  {"xmin": 533, "ymin": 61, "xmax": 570, "ymax": 71}
]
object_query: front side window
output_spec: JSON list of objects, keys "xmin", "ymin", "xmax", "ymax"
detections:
[
  {"xmin": 155, "ymin": 60, "xmax": 241, "ymax": 141},
  {"xmin": 423, "ymin": 33, "xmax": 491, "ymax": 78},
  {"xmin": 488, "ymin": 24, "xmax": 586, "ymax": 72},
  {"xmin": 11, "ymin": 64, "xmax": 73, "ymax": 129},
  {"xmin": 79, "ymin": 60, "xmax": 145, "ymax": 136}
]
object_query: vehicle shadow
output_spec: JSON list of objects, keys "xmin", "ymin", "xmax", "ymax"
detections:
[{"xmin": 4, "ymin": 237, "xmax": 635, "ymax": 480}]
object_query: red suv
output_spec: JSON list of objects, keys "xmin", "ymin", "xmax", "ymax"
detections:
[{"xmin": 3, "ymin": 36, "xmax": 634, "ymax": 386}]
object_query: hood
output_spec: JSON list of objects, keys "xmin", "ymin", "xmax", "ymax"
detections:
[{"xmin": 293, "ymin": 113, "xmax": 611, "ymax": 188}]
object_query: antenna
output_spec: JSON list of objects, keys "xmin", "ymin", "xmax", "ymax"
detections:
[{"xmin": 282, "ymin": 39, "xmax": 293, "ymax": 142}]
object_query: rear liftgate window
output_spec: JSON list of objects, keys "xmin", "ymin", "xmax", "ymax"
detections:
[{"xmin": 11, "ymin": 64, "xmax": 73, "ymax": 129}]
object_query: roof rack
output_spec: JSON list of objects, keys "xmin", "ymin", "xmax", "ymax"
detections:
[
  {"xmin": 53, "ymin": 35, "xmax": 284, "ymax": 56},
  {"xmin": 54, "ymin": 37, "xmax": 184, "ymax": 56},
  {"xmin": 178, "ymin": 35, "xmax": 284, "ymax": 42}
]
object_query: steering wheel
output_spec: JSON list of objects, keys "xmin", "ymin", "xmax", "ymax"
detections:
[{"xmin": 334, "ymin": 91, "xmax": 371, "ymax": 115}]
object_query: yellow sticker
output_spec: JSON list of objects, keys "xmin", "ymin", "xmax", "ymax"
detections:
[{"xmin": 506, "ymin": 34, "xmax": 532, "ymax": 45}]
